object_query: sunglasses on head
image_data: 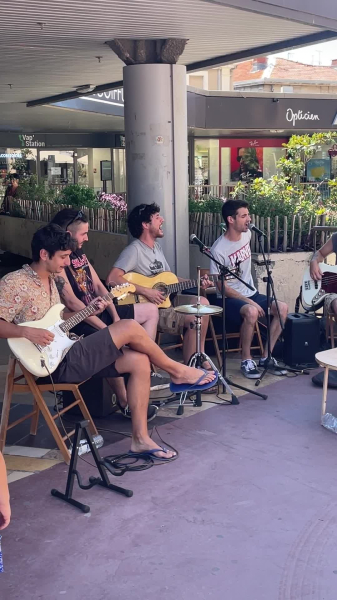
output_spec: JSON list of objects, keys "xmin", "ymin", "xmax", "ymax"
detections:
[{"xmin": 66, "ymin": 210, "xmax": 84, "ymax": 229}]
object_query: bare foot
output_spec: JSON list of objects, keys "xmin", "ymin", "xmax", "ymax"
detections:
[
  {"xmin": 171, "ymin": 365, "xmax": 216, "ymax": 386},
  {"xmin": 130, "ymin": 436, "xmax": 176, "ymax": 459},
  {"xmin": 202, "ymin": 360, "xmax": 212, "ymax": 371}
]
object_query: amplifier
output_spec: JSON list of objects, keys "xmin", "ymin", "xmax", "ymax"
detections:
[
  {"xmin": 62, "ymin": 378, "xmax": 115, "ymax": 418},
  {"xmin": 283, "ymin": 313, "xmax": 320, "ymax": 367}
]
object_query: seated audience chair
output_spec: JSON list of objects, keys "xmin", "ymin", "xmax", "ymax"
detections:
[{"xmin": 0, "ymin": 356, "xmax": 97, "ymax": 464}]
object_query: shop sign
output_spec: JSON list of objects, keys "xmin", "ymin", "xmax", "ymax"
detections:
[
  {"xmin": 18, "ymin": 134, "xmax": 46, "ymax": 148},
  {"xmin": 286, "ymin": 108, "xmax": 320, "ymax": 127},
  {"xmin": 0, "ymin": 152, "xmax": 22, "ymax": 158},
  {"xmin": 85, "ymin": 88, "xmax": 124, "ymax": 106}
]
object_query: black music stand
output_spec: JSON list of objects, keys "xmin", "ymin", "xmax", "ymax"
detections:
[{"xmin": 198, "ymin": 247, "xmax": 268, "ymax": 401}]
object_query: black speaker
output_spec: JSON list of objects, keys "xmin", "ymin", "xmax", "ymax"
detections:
[
  {"xmin": 62, "ymin": 378, "xmax": 115, "ymax": 418},
  {"xmin": 283, "ymin": 313, "xmax": 320, "ymax": 367}
]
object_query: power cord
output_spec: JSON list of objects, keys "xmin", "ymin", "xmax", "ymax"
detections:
[{"xmin": 102, "ymin": 425, "xmax": 178, "ymax": 472}]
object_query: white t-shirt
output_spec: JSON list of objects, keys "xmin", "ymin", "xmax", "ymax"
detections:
[
  {"xmin": 113, "ymin": 239, "xmax": 171, "ymax": 276},
  {"xmin": 209, "ymin": 231, "xmax": 256, "ymax": 298}
]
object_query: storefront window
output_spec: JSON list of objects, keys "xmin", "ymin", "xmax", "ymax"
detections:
[
  {"xmin": 194, "ymin": 140, "xmax": 219, "ymax": 186},
  {"xmin": 91, "ymin": 149, "xmax": 112, "ymax": 193},
  {"xmin": 39, "ymin": 150, "xmax": 74, "ymax": 188},
  {"xmin": 0, "ymin": 147, "xmax": 37, "ymax": 180},
  {"xmin": 76, "ymin": 149, "xmax": 89, "ymax": 186},
  {"xmin": 0, "ymin": 148, "xmax": 37, "ymax": 200},
  {"xmin": 194, "ymin": 138, "xmax": 287, "ymax": 187},
  {"xmin": 113, "ymin": 149, "xmax": 126, "ymax": 192}
]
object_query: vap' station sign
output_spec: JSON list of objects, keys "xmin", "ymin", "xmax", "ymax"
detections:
[{"xmin": 18, "ymin": 134, "xmax": 46, "ymax": 148}]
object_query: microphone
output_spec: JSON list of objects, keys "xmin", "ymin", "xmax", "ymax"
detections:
[
  {"xmin": 248, "ymin": 223, "xmax": 267, "ymax": 238},
  {"xmin": 190, "ymin": 234, "xmax": 209, "ymax": 252}
]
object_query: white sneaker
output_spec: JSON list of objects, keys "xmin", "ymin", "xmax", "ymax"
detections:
[
  {"xmin": 259, "ymin": 357, "xmax": 287, "ymax": 376},
  {"xmin": 241, "ymin": 359, "xmax": 260, "ymax": 379}
]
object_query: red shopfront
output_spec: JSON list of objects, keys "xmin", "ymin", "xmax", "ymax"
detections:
[{"xmin": 194, "ymin": 137, "xmax": 288, "ymax": 186}]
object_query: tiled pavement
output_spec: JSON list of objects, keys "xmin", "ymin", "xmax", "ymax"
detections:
[{"xmin": 0, "ymin": 330, "xmax": 281, "ymax": 483}]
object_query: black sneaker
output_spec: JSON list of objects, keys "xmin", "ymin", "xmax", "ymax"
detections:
[
  {"xmin": 119, "ymin": 403, "xmax": 158, "ymax": 422},
  {"xmin": 259, "ymin": 357, "xmax": 287, "ymax": 376},
  {"xmin": 150, "ymin": 372, "xmax": 170, "ymax": 391},
  {"xmin": 240, "ymin": 359, "xmax": 260, "ymax": 379}
]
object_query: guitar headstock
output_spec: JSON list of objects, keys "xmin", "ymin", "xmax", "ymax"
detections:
[{"xmin": 109, "ymin": 283, "xmax": 136, "ymax": 300}]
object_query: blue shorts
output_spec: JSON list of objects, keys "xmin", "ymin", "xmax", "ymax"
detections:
[{"xmin": 211, "ymin": 292, "xmax": 268, "ymax": 332}]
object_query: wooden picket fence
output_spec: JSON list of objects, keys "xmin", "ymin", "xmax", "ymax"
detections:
[
  {"xmin": 189, "ymin": 211, "xmax": 337, "ymax": 253},
  {"xmin": 8, "ymin": 198, "xmax": 337, "ymax": 252},
  {"xmin": 9, "ymin": 198, "xmax": 127, "ymax": 234}
]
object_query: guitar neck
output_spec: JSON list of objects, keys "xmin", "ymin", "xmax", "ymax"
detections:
[
  {"xmin": 167, "ymin": 276, "xmax": 215, "ymax": 296},
  {"xmin": 60, "ymin": 291, "xmax": 113, "ymax": 333}
]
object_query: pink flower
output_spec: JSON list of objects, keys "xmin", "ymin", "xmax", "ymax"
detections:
[{"xmin": 97, "ymin": 192, "xmax": 127, "ymax": 212}]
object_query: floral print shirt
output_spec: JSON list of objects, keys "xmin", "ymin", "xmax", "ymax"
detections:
[{"xmin": 0, "ymin": 265, "xmax": 60, "ymax": 324}]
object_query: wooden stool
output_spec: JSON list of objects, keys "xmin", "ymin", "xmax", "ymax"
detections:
[
  {"xmin": 0, "ymin": 357, "xmax": 98, "ymax": 464},
  {"xmin": 326, "ymin": 312, "xmax": 337, "ymax": 348},
  {"xmin": 315, "ymin": 348, "xmax": 337, "ymax": 419}
]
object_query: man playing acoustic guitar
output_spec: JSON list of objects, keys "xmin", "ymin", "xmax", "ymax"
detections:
[
  {"xmin": 107, "ymin": 203, "xmax": 215, "ymax": 382},
  {"xmin": 0, "ymin": 225, "xmax": 216, "ymax": 460}
]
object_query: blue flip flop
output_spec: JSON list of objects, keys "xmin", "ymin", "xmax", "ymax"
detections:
[
  {"xmin": 170, "ymin": 368, "xmax": 218, "ymax": 394},
  {"xmin": 128, "ymin": 446, "xmax": 176, "ymax": 461}
]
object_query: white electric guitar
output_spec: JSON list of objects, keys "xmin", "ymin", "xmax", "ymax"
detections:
[
  {"xmin": 8, "ymin": 283, "xmax": 135, "ymax": 378},
  {"xmin": 302, "ymin": 263, "xmax": 337, "ymax": 310}
]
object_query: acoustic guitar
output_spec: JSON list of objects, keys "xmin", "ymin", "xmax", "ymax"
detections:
[
  {"xmin": 8, "ymin": 283, "xmax": 135, "ymax": 378},
  {"xmin": 117, "ymin": 271, "xmax": 233, "ymax": 309}
]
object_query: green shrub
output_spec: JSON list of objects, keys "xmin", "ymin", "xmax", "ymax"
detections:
[{"xmin": 56, "ymin": 184, "xmax": 97, "ymax": 207}]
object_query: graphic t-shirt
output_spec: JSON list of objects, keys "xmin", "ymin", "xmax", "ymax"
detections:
[
  {"xmin": 209, "ymin": 231, "xmax": 256, "ymax": 298},
  {"xmin": 65, "ymin": 250, "xmax": 96, "ymax": 306},
  {"xmin": 113, "ymin": 239, "xmax": 171, "ymax": 277}
]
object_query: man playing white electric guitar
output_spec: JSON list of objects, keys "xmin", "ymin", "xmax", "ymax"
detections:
[
  {"xmin": 0, "ymin": 225, "xmax": 216, "ymax": 460},
  {"xmin": 310, "ymin": 233, "xmax": 337, "ymax": 314}
]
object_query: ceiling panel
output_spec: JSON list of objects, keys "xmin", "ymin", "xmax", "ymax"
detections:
[
  {"xmin": 0, "ymin": 0, "xmax": 324, "ymax": 103},
  {"xmin": 0, "ymin": 104, "xmax": 124, "ymax": 133}
]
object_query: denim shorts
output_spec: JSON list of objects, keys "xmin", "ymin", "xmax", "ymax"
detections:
[{"xmin": 211, "ymin": 292, "xmax": 268, "ymax": 331}]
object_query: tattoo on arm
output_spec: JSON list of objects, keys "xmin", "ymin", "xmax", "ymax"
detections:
[{"xmin": 54, "ymin": 276, "xmax": 66, "ymax": 297}]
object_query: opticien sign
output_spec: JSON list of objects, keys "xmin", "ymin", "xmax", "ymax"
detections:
[{"xmin": 286, "ymin": 108, "xmax": 320, "ymax": 127}]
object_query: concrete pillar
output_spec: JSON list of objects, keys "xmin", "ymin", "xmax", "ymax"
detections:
[{"xmin": 123, "ymin": 63, "xmax": 189, "ymax": 277}]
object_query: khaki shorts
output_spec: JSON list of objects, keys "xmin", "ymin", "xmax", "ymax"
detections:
[
  {"xmin": 325, "ymin": 293, "xmax": 337, "ymax": 314},
  {"xmin": 158, "ymin": 294, "xmax": 198, "ymax": 335}
]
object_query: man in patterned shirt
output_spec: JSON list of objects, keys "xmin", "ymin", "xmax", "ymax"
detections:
[{"xmin": 0, "ymin": 224, "xmax": 215, "ymax": 459}]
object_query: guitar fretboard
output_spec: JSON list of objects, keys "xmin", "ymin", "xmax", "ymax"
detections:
[
  {"xmin": 167, "ymin": 276, "xmax": 219, "ymax": 295},
  {"xmin": 60, "ymin": 291, "xmax": 113, "ymax": 333}
]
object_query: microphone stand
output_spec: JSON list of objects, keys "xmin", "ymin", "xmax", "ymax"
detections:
[
  {"xmin": 254, "ymin": 233, "xmax": 300, "ymax": 385},
  {"xmin": 200, "ymin": 246, "xmax": 268, "ymax": 401}
]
